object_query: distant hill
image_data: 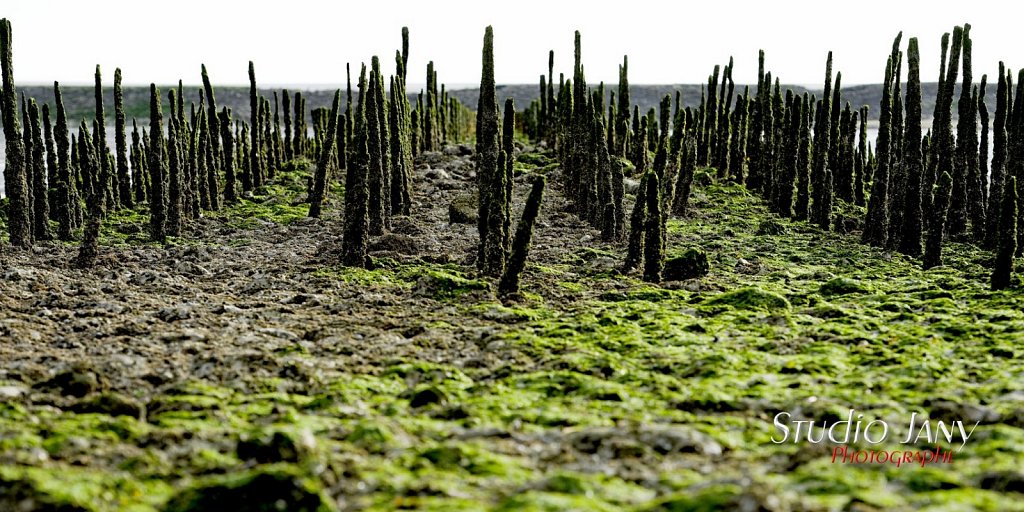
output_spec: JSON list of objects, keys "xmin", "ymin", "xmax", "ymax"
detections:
[
  {"xmin": 448, "ymin": 82, "xmax": 990, "ymax": 123},
  {"xmin": 7, "ymin": 81, "xmax": 989, "ymax": 131}
]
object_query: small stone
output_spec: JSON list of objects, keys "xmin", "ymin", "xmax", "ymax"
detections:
[
  {"xmin": 448, "ymin": 194, "xmax": 479, "ymax": 224},
  {"xmin": 664, "ymin": 249, "xmax": 710, "ymax": 281},
  {"xmin": 409, "ymin": 386, "xmax": 447, "ymax": 408},
  {"xmin": 157, "ymin": 303, "xmax": 195, "ymax": 322}
]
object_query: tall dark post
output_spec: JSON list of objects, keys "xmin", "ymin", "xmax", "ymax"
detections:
[
  {"xmin": 863, "ymin": 56, "xmax": 894, "ymax": 247},
  {"xmin": 987, "ymin": 63, "xmax": 1008, "ymax": 249},
  {"xmin": 54, "ymin": 82, "xmax": 74, "ymax": 240},
  {"xmin": 855, "ymin": 105, "xmax": 868, "ymax": 206},
  {"xmin": 477, "ymin": 26, "xmax": 501, "ymax": 274},
  {"xmin": 499, "ymin": 177, "xmax": 546, "ymax": 296},
  {"xmin": 248, "ymin": 61, "xmax": 263, "ymax": 190},
  {"xmin": 308, "ymin": 90, "xmax": 341, "ymax": 218},
  {"xmin": 219, "ymin": 108, "xmax": 236, "ymax": 203},
  {"xmin": 343, "ymin": 64, "xmax": 370, "ymax": 268},
  {"xmin": 114, "ymin": 68, "xmax": 131, "ymax": 208},
  {"xmin": 94, "ymin": 65, "xmax": 112, "ymax": 209},
  {"xmin": 1, "ymin": 19, "xmax": 31, "ymax": 247},
  {"xmin": 810, "ymin": 52, "xmax": 833, "ymax": 229},
  {"xmin": 166, "ymin": 91, "xmax": 183, "ymax": 236},
  {"xmin": 28, "ymin": 100, "xmax": 50, "ymax": 240},
  {"xmin": 201, "ymin": 64, "xmax": 221, "ymax": 168},
  {"xmin": 615, "ymin": 55, "xmax": 630, "ymax": 157},
  {"xmin": 898, "ymin": 38, "xmax": 924, "ymax": 257},
  {"xmin": 992, "ymin": 176, "xmax": 1017, "ymax": 290},
  {"xmin": 148, "ymin": 84, "xmax": 166, "ymax": 242}
]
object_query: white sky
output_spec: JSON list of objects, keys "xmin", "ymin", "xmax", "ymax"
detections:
[{"xmin": 4, "ymin": 0, "xmax": 1020, "ymax": 89}]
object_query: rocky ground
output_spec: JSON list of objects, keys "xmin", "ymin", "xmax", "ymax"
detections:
[{"xmin": 1, "ymin": 145, "xmax": 1023, "ymax": 511}]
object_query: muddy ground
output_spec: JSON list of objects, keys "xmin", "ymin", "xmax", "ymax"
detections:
[{"xmin": 1, "ymin": 145, "xmax": 1023, "ymax": 511}]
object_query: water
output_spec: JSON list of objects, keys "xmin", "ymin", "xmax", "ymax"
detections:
[{"xmin": 0, "ymin": 121, "xmax": 1000, "ymax": 198}]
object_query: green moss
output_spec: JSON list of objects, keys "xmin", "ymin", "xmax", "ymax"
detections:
[
  {"xmin": 414, "ymin": 269, "xmax": 490, "ymax": 299},
  {"xmin": 704, "ymin": 287, "xmax": 791, "ymax": 311},
  {"xmin": 819, "ymin": 276, "xmax": 872, "ymax": 296}
]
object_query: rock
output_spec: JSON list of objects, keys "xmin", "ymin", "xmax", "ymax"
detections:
[
  {"xmin": 664, "ymin": 249, "xmax": 710, "ymax": 281},
  {"xmin": 214, "ymin": 304, "xmax": 245, "ymax": 314},
  {"xmin": 157, "ymin": 303, "xmax": 195, "ymax": 322},
  {"xmin": 33, "ymin": 366, "xmax": 106, "ymax": 398},
  {"xmin": 757, "ymin": 219, "xmax": 787, "ymax": 235},
  {"xmin": 928, "ymin": 400, "xmax": 1001, "ymax": 425},
  {"xmin": 568, "ymin": 425, "xmax": 722, "ymax": 459},
  {"xmin": 425, "ymin": 168, "xmax": 451, "ymax": 180},
  {"xmin": 624, "ymin": 177, "xmax": 640, "ymax": 194},
  {"xmin": 236, "ymin": 429, "xmax": 315, "ymax": 464},
  {"xmin": 70, "ymin": 392, "xmax": 144, "ymax": 418},
  {"xmin": 638, "ymin": 425, "xmax": 723, "ymax": 456},
  {"xmin": 979, "ymin": 470, "xmax": 1024, "ymax": 493},
  {"xmin": 162, "ymin": 465, "xmax": 335, "ymax": 512},
  {"xmin": 0, "ymin": 385, "xmax": 27, "ymax": 401},
  {"xmin": 369, "ymin": 233, "xmax": 419, "ymax": 255},
  {"xmin": 174, "ymin": 260, "xmax": 211, "ymax": 276},
  {"xmin": 448, "ymin": 194, "xmax": 479, "ymax": 224},
  {"xmin": 409, "ymin": 386, "xmax": 447, "ymax": 408},
  {"xmin": 256, "ymin": 328, "xmax": 299, "ymax": 341},
  {"xmin": 3, "ymin": 268, "xmax": 34, "ymax": 281}
]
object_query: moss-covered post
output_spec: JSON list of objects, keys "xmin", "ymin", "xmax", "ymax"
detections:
[
  {"xmin": 365, "ymin": 56, "xmax": 390, "ymax": 235},
  {"xmin": 53, "ymin": 83, "xmax": 76, "ymax": 240},
  {"xmin": 27, "ymin": 100, "xmax": 49, "ymax": 240},
  {"xmin": 898, "ymin": 38, "xmax": 924, "ymax": 257},
  {"xmin": 131, "ymin": 118, "xmax": 146, "ymax": 204},
  {"xmin": 979, "ymin": 75, "xmax": 989, "ymax": 213},
  {"xmin": 388, "ymin": 76, "xmax": 406, "ymax": 216},
  {"xmin": 855, "ymin": 105, "xmax": 868, "ymax": 206},
  {"xmin": 642, "ymin": 170, "xmax": 664, "ymax": 282},
  {"xmin": 166, "ymin": 90, "xmax": 183, "ymax": 237},
  {"xmin": 810, "ymin": 53, "xmax": 833, "ymax": 229},
  {"xmin": 308, "ymin": 90, "xmax": 341, "ymax": 218},
  {"xmin": 1, "ymin": 19, "xmax": 31, "ymax": 248},
  {"xmin": 293, "ymin": 91, "xmax": 304, "ymax": 159},
  {"xmin": 987, "ymin": 63, "xmax": 1008, "ymax": 249},
  {"xmin": 924, "ymin": 169, "xmax": 954, "ymax": 269},
  {"xmin": 948, "ymin": 27, "xmax": 972, "ymax": 238},
  {"xmin": 219, "ymin": 108, "xmax": 236, "ymax": 203},
  {"xmin": 282, "ymin": 88, "xmax": 292, "ymax": 161},
  {"xmin": 992, "ymin": 176, "xmax": 1017, "ymax": 290},
  {"xmin": 93, "ymin": 65, "xmax": 114, "ymax": 211},
  {"xmin": 201, "ymin": 64, "xmax": 221, "ymax": 168},
  {"xmin": 927, "ymin": 27, "xmax": 963, "ymax": 240},
  {"xmin": 343, "ymin": 64, "xmax": 370, "ymax": 268},
  {"xmin": 923, "ymin": 33, "xmax": 950, "ymax": 223},
  {"xmin": 624, "ymin": 171, "xmax": 648, "ymax": 272},
  {"xmin": 498, "ymin": 176, "xmax": 545, "ymax": 296},
  {"xmin": 247, "ymin": 61, "xmax": 263, "ymax": 191},
  {"xmin": 42, "ymin": 103, "xmax": 57, "ymax": 221},
  {"xmin": 112, "ymin": 68, "xmax": 131, "ymax": 209},
  {"xmin": 476, "ymin": 26, "xmax": 502, "ymax": 275},
  {"xmin": 75, "ymin": 119, "xmax": 104, "ymax": 267},
  {"xmin": 499, "ymin": 98, "xmax": 516, "ymax": 256},
  {"xmin": 195, "ymin": 100, "xmax": 210, "ymax": 210},
  {"xmin": 401, "ymin": 26, "xmax": 410, "ymax": 82},
  {"xmin": 148, "ymin": 84, "xmax": 166, "ymax": 242},
  {"xmin": 863, "ymin": 56, "xmax": 894, "ymax": 246}
]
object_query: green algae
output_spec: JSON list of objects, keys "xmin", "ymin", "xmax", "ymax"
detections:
[
  {"xmin": 6, "ymin": 150, "xmax": 1024, "ymax": 512},
  {"xmin": 704, "ymin": 286, "xmax": 792, "ymax": 311}
]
